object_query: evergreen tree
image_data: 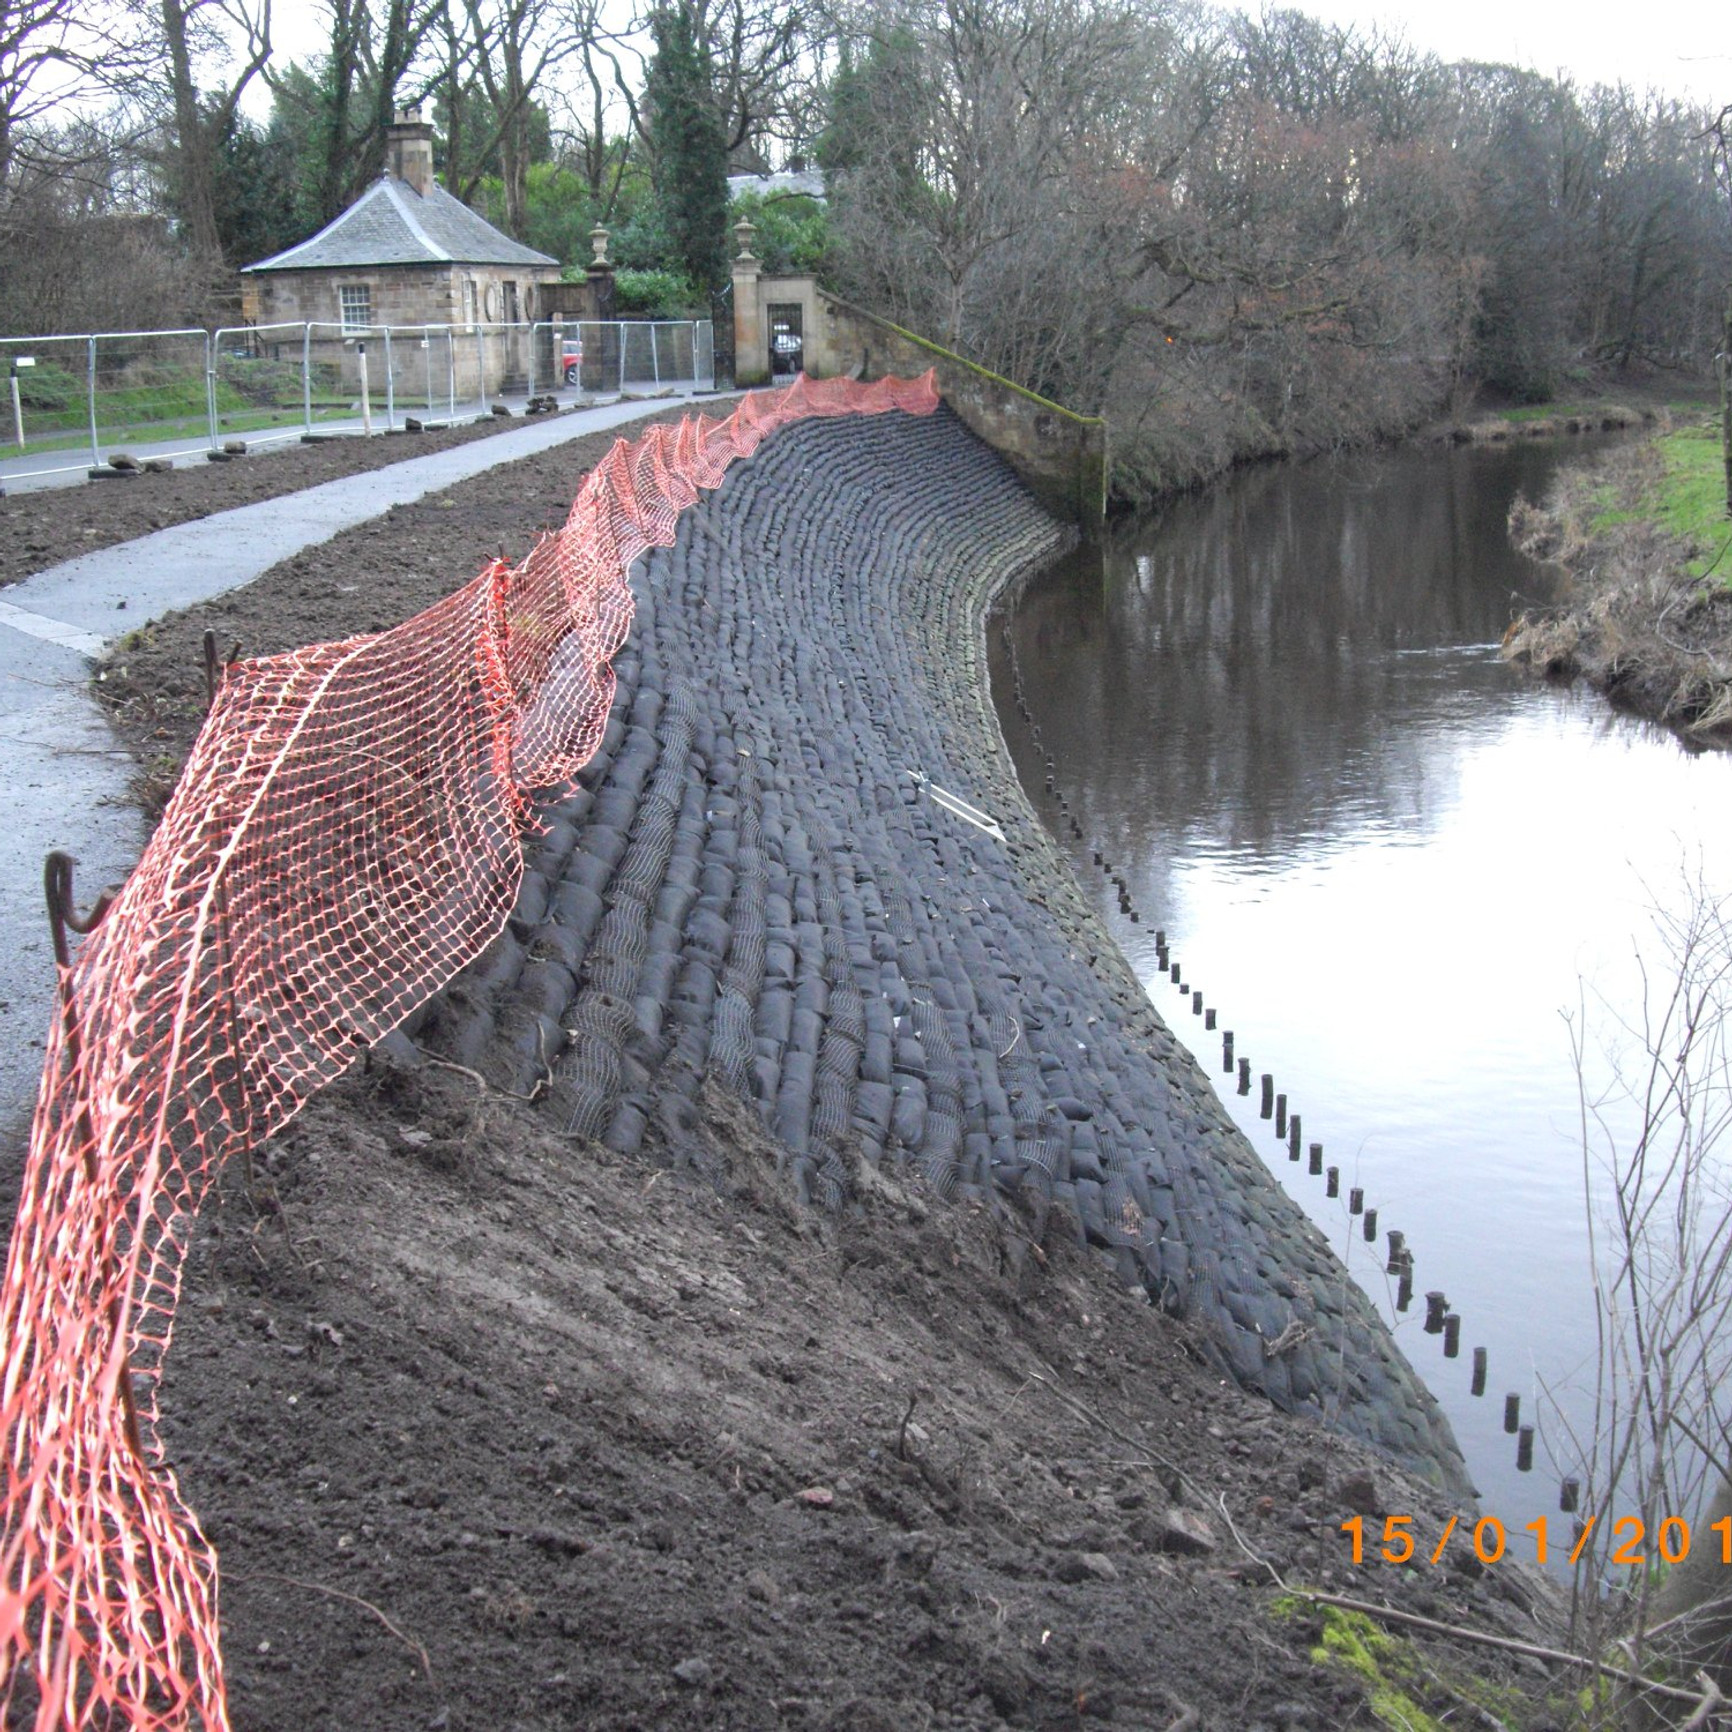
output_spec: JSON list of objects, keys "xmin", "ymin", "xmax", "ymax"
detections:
[
  {"xmin": 209, "ymin": 105, "xmax": 300, "ymax": 266},
  {"xmin": 642, "ymin": 3, "xmax": 729, "ymax": 293}
]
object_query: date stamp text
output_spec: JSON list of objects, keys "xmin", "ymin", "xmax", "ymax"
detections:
[{"xmin": 1341, "ymin": 1514, "xmax": 1732, "ymax": 1569}]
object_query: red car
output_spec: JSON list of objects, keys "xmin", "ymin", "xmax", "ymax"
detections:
[{"xmin": 561, "ymin": 334, "xmax": 583, "ymax": 385}]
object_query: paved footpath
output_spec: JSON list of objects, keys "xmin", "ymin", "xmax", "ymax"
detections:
[{"xmin": 0, "ymin": 396, "xmax": 708, "ymax": 1144}]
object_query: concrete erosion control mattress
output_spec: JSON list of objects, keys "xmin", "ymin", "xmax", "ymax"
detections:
[{"xmin": 413, "ymin": 403, "xmax": 1468, "ymax": 1493}]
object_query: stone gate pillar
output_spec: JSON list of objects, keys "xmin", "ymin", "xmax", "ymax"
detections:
[
  {"xmin": 732, "ymin": 220, "xmax": 767, "ymax": 387},
  {"xmin": 582, "ymin": 226, "xmax": 618, "ymax": 392}
]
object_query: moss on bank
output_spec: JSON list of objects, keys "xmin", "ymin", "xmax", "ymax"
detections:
[{"xmin": 1272, "ymin": 1596, "xmax": 1602, "ymax": 1731}]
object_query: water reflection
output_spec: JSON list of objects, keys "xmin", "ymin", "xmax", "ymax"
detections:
[{"xmin": 995, "ymin": 435, "xmax": 1732, "ymax": 1539}]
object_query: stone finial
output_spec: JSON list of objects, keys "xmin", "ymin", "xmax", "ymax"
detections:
[
  {"xmin": 590, "ymin": 225, "xmax": 611, "ymax": 266},
  {"xmin": 733, "ymin": 218, "xmax": 758, "ymax": 263}
]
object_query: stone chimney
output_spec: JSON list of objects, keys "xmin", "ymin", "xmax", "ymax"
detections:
[{"xmin": 386, "ymin": 107, "xmax": 435, "ymax": 196}]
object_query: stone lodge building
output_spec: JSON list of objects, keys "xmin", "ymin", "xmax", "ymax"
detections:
[{"xmin": 239, "ymin": 112, "xmax": 560, "ymax": 334}]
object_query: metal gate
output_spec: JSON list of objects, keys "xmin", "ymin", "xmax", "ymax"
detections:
[{"xmin": 768, "ymin": 303, "xmax": 804, "ymax": 378}]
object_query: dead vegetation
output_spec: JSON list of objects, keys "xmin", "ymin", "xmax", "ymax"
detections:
[{"xmin": 1502, "ymin": 436, "xmax": 1732, "ymax": 741}]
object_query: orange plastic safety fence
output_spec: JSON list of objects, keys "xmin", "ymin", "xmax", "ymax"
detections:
[{"xmin": 0, "ymin": 372, "xmax": 940, "ymax": 1728}]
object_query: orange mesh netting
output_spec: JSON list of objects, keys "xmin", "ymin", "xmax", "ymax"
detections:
[{"xmin": 0, "ymin": 371, "xmax": 940, "ymax": 1728}]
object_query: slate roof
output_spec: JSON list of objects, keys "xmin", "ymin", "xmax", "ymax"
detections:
[
  {"xmin": 727, "ymin": 169, "xmax": 826, "ymax": 203},
  {"xmin": 243, "ymin": 175, "xmax": 557, "ymax": 273}
]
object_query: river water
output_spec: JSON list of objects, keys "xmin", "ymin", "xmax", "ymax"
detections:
[{"xmin": 992, "ymin": 435, "xmax": 1732, "ymax": 1542}]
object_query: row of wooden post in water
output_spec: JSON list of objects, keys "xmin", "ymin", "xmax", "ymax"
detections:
[{"xmin": 997, "ymin": 619, "xmax": 1579, "ymax": 1513}]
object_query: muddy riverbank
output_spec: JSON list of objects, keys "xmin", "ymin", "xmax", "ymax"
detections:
[
  {"xmin": 23, "ymin": 397, "xmax": 1591, "ymax": 1727},
  {"xmin": 1502, "ymin": 426, "xmax": 1732, "ymax": 740}
]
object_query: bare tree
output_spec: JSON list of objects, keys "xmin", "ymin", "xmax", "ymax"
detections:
[
  {"xmin": 827, "ymin": 0, "xmax": 1155, "ymax": 367},
  {"xmin": 156, "ymin": 0, "xmax": 272, "ymax": 257},
  {"xmin": 688, "ymin": 0, "xmax": 812, "ymax": 164},
  {"xmin": 546, "ymin": 0, "xmax": 642, "ymax": 217},
  {"xmin": 1541, "ymin": 874, "xmax": 1732, "ymax": 1717},
  {"xmin": 0, "ymin": 116, "xmax": 221, "ymax": 332},
  {"xmin": 451, "ymin": 0, "xmax": 578, "ymax": 234},
  {"xmin": 266, "ymin": 0, "xmax": 442, "ymax": 226},
  {"xmin": 0, "ymin": 0, "xmax": 149, "ymax": 191}
]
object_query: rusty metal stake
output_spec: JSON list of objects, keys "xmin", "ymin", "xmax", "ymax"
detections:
[
  {"xmin": 202, "ymin": 628, "xmax": 241, "ymax": 715},
  {"xmin": 44, "ymin": 850, "xmax": 145, "ymax": 1467}
]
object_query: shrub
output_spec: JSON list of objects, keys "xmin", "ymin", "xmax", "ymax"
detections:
[{"xmin": 612, "ymin": 268, "xmax": 701, "ymax": 319}]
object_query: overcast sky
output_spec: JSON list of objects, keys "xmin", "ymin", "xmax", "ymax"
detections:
[
  {"xmin": 1288, "ymin": 0, "xmax": 1726, "ymax": 104},
  {"xmin": 258, "ymin": 0, "xmax": 1727, "ymax": 112}
]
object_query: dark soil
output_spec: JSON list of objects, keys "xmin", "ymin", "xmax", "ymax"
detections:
[
  {"xmin": 159, "ymin": 1063, "xmax": 1564, "ymax": 1732},
  {"xmin": 8, "ymin": 416, "xmax": 1593, "ymax": 1729},
  {"xmin": 91, "ymin": 407, "xmax": 708, "ymax": 813},
  {"xmin": 0, "ymin": 402, "xmax": 689, "ymax": 590}
]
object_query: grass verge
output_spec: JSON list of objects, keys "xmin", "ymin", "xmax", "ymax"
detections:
[{"xmin": 1586, "ymin": 425, "xmax": 1732, "ymax": 580}]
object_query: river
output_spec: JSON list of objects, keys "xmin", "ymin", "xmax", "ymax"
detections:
[{"xmin": 991, "ymin": 433, "xmax": 1732, "ymax": 1545}]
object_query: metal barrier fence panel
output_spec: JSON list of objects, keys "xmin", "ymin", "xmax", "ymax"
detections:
[
  {"xmin": 528, "ymin": 321, "xmax": 715, "ymax": 397},
  {"xmin": 3, "ymin": 330, "xmax": 210, "ymax": 481},
  {"xmin": 376, "ymin": 326, "xmax": 461, "ymax": 424},
  {"xmin": 2, "ymin": 318, "xmax": 720, "ymax": 486},
  {"xmin": 0, "ymin": 333, "xmax": 96, "ymax": 480},
  {"xmin": 301, "ymin": 323, "xmax": 392, "ymax": 436},
  {"xmin": 90, "ymin": 330, "xmax": 210, "ymax": 461},
  {"xmin": 214, "ymin": 324, "xmax": 326, "ymax": 448}
]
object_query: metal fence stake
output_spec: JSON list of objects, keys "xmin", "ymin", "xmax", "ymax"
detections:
[
  {"xmin": 86, "ymin": 336, "xmax": 99, "ymax": 468},
  {"xmin": 204, "ymin": 331, "xmax": 217, "ymax": 451}
]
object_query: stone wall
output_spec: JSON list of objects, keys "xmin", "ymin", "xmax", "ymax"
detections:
[
  {"xmin": 730, "ymin": 256, "xmax": 1106, "ymax": 531},
  {"xmin": 824, "ymin": 295, "xmax": 1108, "ymax": 532},
  {"xmin": 243, "ymin": 263, "xmax": 558, "ymax": 332}
]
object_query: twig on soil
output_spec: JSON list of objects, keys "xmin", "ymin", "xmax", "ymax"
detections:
[
  {"xmin": 1022, "ymin": 1368, "xmax": 1194, "ymax": 1500},
  {"xmin": 413, "ymin": 1025, "xmax": 553, "ymax": 1104},
  {"xmin": 897, "ymin": 1392, "xmax": 919, "ymax": 1461},
  {"xmin": 231, "ymin": 1571, "xmax": 433, "ymax": 1678}
]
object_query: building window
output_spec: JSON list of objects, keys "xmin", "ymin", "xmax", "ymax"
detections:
[
  {"xmin": 463, "ymin": 278, "xmax": 478, "ymax": 329},
  {"xmin": 339, "ymin": 284, "xmax": 372, "ymax": 332}
]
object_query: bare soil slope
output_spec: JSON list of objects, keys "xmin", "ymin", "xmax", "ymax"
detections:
[{"xmin": 1, "ymin": 417, "xmax": 1576, "ymax": 1730}]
